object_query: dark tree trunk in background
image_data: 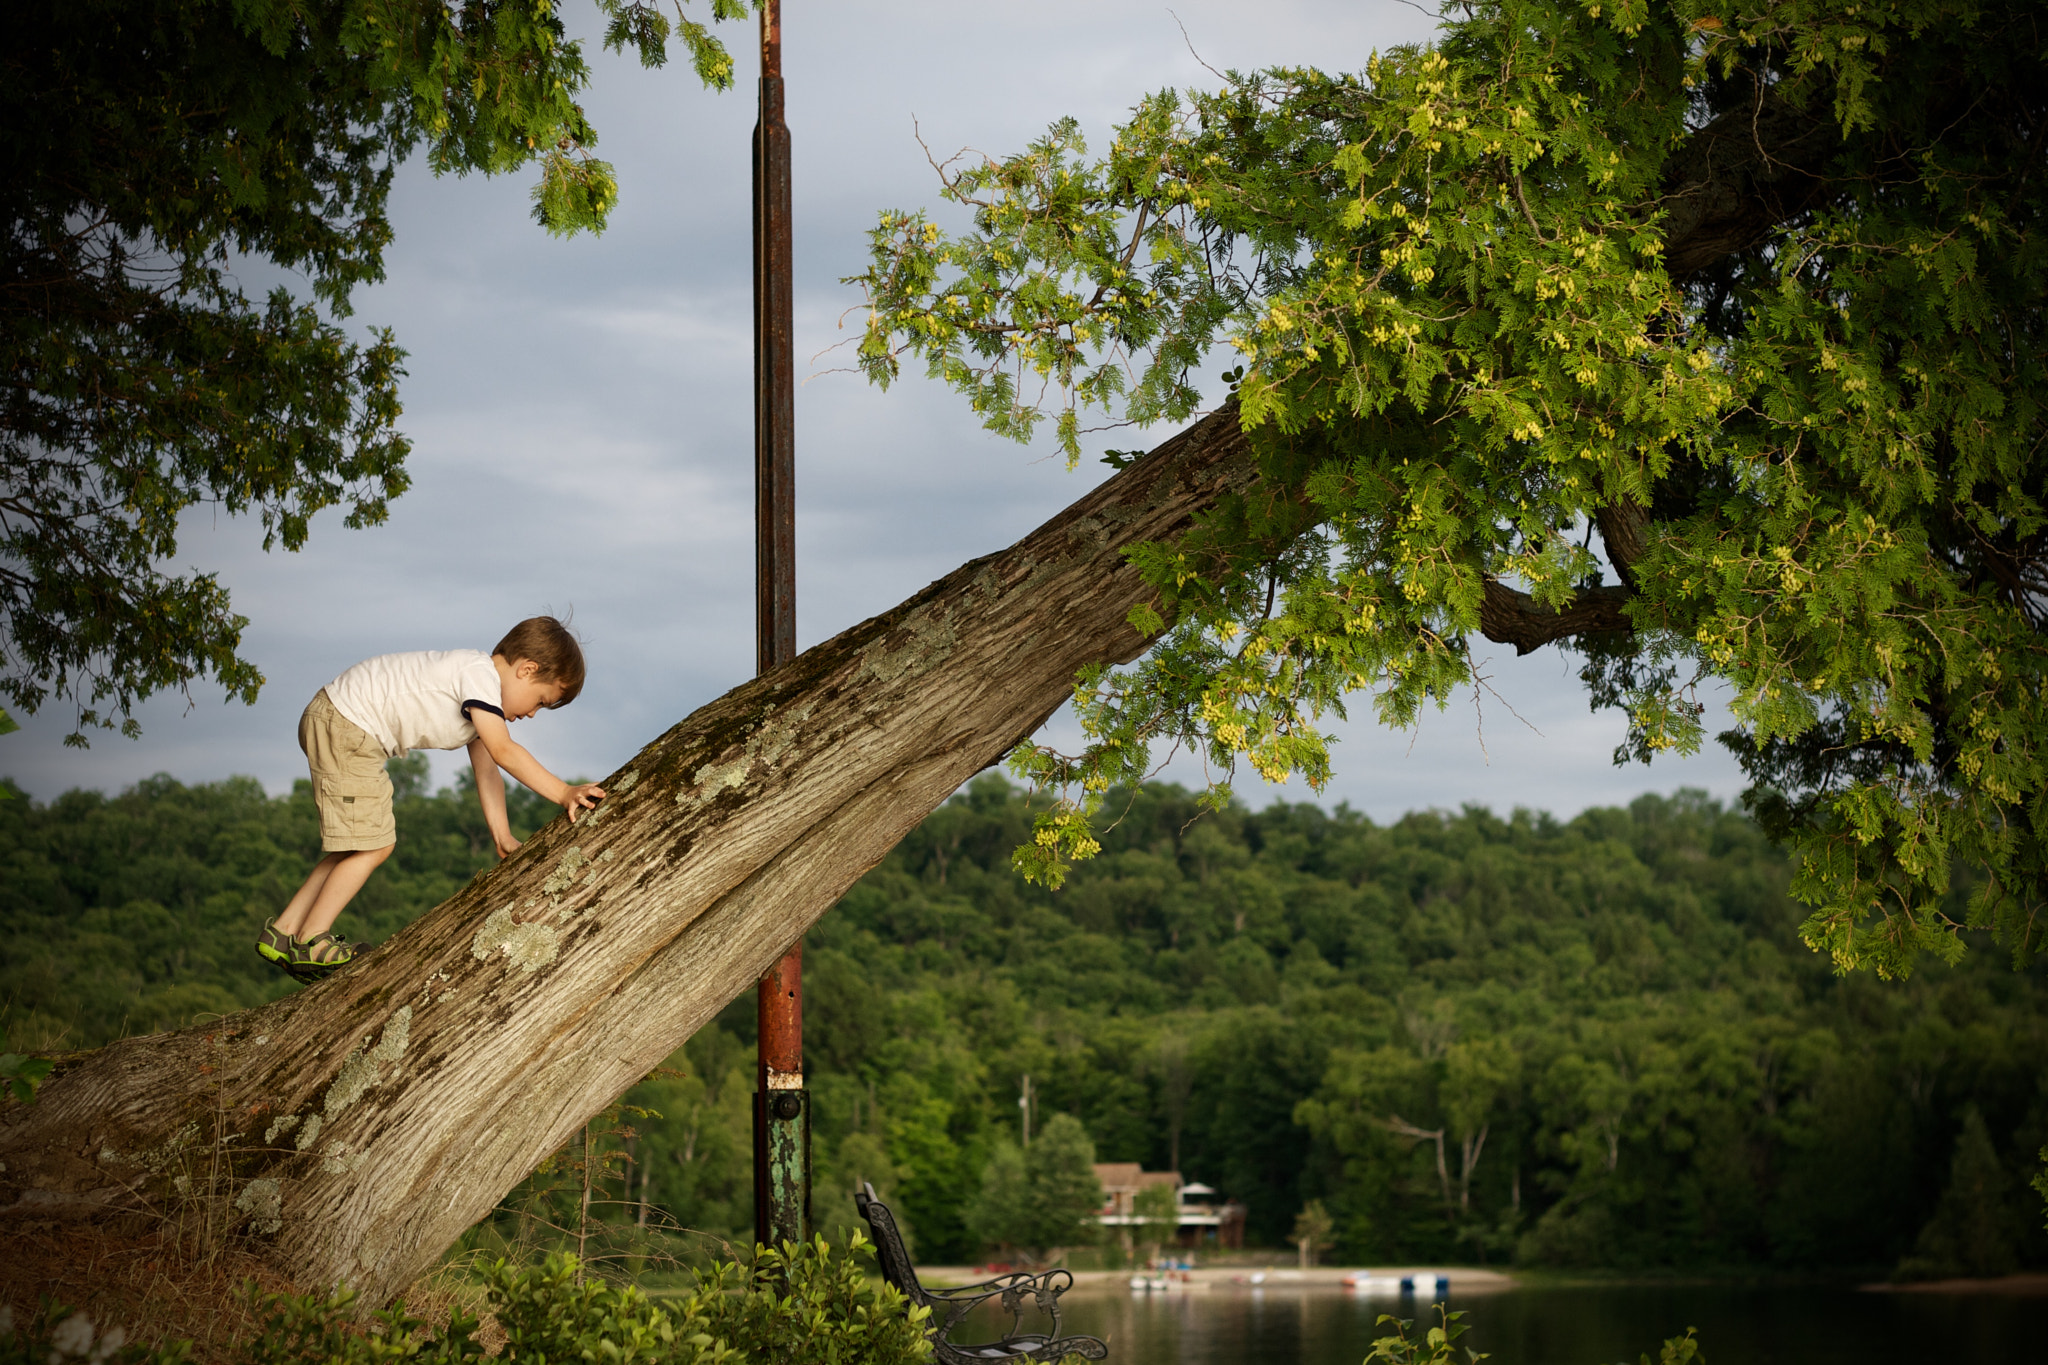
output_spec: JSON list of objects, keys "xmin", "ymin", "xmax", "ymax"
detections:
[{"xmin": 0, "ymin": 409, "xmax": 1256, "ymax": 1306}]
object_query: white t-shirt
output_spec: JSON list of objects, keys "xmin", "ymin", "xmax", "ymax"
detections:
[{"xmin": 324, "ymin": 649, "xmax": 504, "ymax": 757}]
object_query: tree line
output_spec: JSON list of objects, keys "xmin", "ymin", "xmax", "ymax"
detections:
[{"xmin": 4, "ymin": 765, "xmax": 2044, "ymax": 1277}]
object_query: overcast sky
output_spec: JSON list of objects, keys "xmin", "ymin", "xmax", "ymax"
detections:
[{"xmin": 4, "ymin": 0, "xmax": 1752, "ymax": 823}]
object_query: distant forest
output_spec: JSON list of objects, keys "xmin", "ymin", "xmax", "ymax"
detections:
[{"xmin": 4, "ymin": 763, "xmax": 2045, "ymax": 1277}]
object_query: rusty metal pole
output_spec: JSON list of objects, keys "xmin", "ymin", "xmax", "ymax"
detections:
[{"xmin": 751, "ymin": 0, "xmax": 809, "ymax": 1251}]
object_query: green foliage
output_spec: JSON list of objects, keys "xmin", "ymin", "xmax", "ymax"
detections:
[
  {"xmin": 0, "ymin": 1240, "xmax": 929, "ymax": 1365},
  {"xmin": 1634, "ymin": 1328, "xmax": 1703, "ymax": 1365},
  {"xmin": 0, "ymin": 0, "xmax": 747, "ymax": 743},
  {"xmin": 792, "ymin": 779, "xmax": 2048, "ymax": 1270},
  {"xmin": 1363, "ymin": 1307, "xmax": 1700, "ymax": 1365},
  {"xmin": 1024, "ymin": 1114, "xmax": 1106, "ymax": 1254},
  {"xmin": 9, "ymin": 771, "xmax": 2048, "ymax": 1274},
  {"xmin": 1895, "ymin": 1105, "xmax": 2024, "ymax": 1279},
  {"xmin": 235, "ymin": 1286, "xmax": 483, "ymax": 1365},
  {"xmin": 687, "ymin": 1238, "xmax": 933, "ymax": 1365},
  {"xmin": 482, "ymin": 1254, "xmax": 741, "ymax": 1365},
  {"xmin": 851, "ymin": 0, "xmax": 2048, "ymax": 978},
  {"xmin": 0, "ymin": 764, "xmax": 555, "ymax": 1050},
  {"xmin": 1362, "ymin": 1307, "xmax": 1487, "ymax": 1365},
  {"xmin": 965, "ymin": 1140, "xmax": 1031, "ymax": 1260},
  {"xmin": 1293, "ymin": 1199, "xmax": 1336, "ymax": 1266},
  {"xmin": 0, "ymin": 1025, "xmax": 52, "ymax": 1104},
  {"xmin": 966, "ymin": 1113, "xmax": 1104, "ymax": 1263},
  {"xmin": 1132, "ymin": 1183, "xmax": 1179, "ymax": 1244}
]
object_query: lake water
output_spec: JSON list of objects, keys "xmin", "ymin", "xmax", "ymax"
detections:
[{"xmin": 958, "ymin": 1280, "xmax": 2048, "ymax": 1364}]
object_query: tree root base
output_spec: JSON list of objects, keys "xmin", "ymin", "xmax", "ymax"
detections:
[{"xmin": 0, "ymin": 1225, "xmax": 295, "ymax": 1362}]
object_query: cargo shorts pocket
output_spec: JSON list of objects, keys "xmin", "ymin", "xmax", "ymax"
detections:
[{"xmin": 317, "ymin": 774, "xmax": 394, "ymax": 847}]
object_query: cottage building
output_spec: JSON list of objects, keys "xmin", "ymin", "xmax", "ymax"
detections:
[{"xmin": 1091, "ymin": 1164, "xmax": 1246, "ymax": 1249}]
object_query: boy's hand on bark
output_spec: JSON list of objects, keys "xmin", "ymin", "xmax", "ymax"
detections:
[
  {"xmin": 495, "ymin": 832, "xmax": 523, "ymax": 859},
  {"xmin": 563, "ymin": 782, "xmax": 607, "ymax": 821}
]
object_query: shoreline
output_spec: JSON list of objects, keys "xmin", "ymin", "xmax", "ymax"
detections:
[
  {"xmin": 915, "ymin": 1266, "xmax": 2048, "ymax": 1297},
  {"xmin": 915, "ymin": 1265, "xmax": 1520, "ymax": 1294},
  {"xmin": 1859, "ymin": 1273, "xmax": 2048, "ymax": 1296}
]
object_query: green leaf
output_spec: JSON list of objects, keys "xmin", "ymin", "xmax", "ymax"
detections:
[{"xmin": 854, "ymin": 0, "xmax": 2048, "ymax": 971}]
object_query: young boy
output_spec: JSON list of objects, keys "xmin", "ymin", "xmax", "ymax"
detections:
[{"xmin": 259, "ymin": 616, "xmax": 607, "ymax": 980}]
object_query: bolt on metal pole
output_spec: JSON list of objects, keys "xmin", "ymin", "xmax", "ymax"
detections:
[{"xmin": 750, "ymin": 0, "xmax": 809, "ymax": 1252}]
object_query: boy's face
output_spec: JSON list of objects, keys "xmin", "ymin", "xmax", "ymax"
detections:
[{"xmin": 500, "ymin": 657, "xmax": 565, "ymax": 720}]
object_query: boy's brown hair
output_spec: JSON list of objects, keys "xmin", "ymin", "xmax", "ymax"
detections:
[{"xmin": 493, "ymin": 617, "xmax": 586, "ymax": 707}]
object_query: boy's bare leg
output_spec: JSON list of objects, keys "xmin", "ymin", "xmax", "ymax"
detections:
[
  {"xmin": 276, "ymin": 853, "xmax": 345, "ymax": 939},
  {"xmin": 277, "ymin": 845, "xmax": 395, "ymax": 941}
]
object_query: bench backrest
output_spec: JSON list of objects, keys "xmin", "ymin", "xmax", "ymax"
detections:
[{"xmin": 855, "ymin": 1182, "xmax": 929, "ymax": 1307}]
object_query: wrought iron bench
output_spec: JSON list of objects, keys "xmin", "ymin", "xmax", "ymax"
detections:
[{"xmin": 855, "ymin": 1182, "xmax": 1109, "ymax": 1363}]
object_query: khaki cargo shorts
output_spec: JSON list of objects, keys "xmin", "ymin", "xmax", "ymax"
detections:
[{"xmin": 300, "ymin": 689, "xmax": 396, "ymax": 852}]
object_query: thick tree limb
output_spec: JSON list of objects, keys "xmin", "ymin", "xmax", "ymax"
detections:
[
  {"xmin": 1478, "ymin": 578, "xmax": 1633, "ymax": 655},
  {"xmin": 0, "ymin": 408, "xmax": 1257, "ymax": 1306},
  {"xmin": 1495, "ymin": 86, "xmax": 1847, "ymax": 652},
  {"xmin": 1659, "ymin": 90, "xmax": 1840, "ymax": 281},
  {"xmin": 1468, "ymin": 87, "xmax": 1840, "ymax": 658},
  {"xmin": 1594, "ymin": 501, "xmax": 1651, "ymax": 591}
]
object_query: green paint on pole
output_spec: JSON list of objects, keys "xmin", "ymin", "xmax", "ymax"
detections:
[{"xmin": 755, "ymin": 1088, "xmax": 810, "ymax": 1248}]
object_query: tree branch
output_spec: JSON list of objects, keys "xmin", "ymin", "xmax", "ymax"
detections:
[
  {"xmin": 1658, "ymin": 90, "xmax": 1840, "ymax": 281},
  {"xmin": 1478, "ymin": 579, "xmax": 1633, "ymax": 655},
  {"xmin": 1595, "ymin": 500, "xmax": 1651, "ymax": 590},
  {"xmin": 1383, "ymin": 1114, "xmax": 1451, "ymax": 1209}
]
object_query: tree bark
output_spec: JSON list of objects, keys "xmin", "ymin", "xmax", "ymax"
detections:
[
  {"xmin": 1478, "ymin": 578, "xmax": 1632, "ymax": 654},
  {"xmin": 0, "ymin": 407, "xmax": 1258, "ymax": 1306},
  {"xmin": 1657, "ymin": 90, "xmax": 1839, "ymax": 283}
]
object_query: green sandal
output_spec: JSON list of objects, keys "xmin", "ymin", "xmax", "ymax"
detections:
[
  {"xmin": 286, "ymin": 930, "xmax": 356, "ymax": 982},
  {"xmin": 256, "ymin": 917, "xmax": 293, "ymax": 967}
]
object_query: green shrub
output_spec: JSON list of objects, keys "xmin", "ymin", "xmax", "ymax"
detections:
[
  {"xmin": 687, "ymin": 1240, "xmax": 933, "ymax": 1365},
  {"xmin": 0, "ymin": 1236, "xmax": 931, "ymax": 1365},
  {"xmin": 1361, "ymin": 1309, "xmax": 1701, "ymax": 1365}
]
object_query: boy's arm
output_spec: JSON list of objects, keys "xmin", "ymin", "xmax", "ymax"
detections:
[
  {"xmin": 468, "ymin": 711, "xmax": 607, "ymax": 823},
  {"xmin": 468, "ymin": 736, "xmax": 521, "ymax": 858}
]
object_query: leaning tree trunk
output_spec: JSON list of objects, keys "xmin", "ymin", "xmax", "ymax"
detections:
[{"xmin": 0, "ymin": 409, "xmax": 1256, "ymax": 1305}]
